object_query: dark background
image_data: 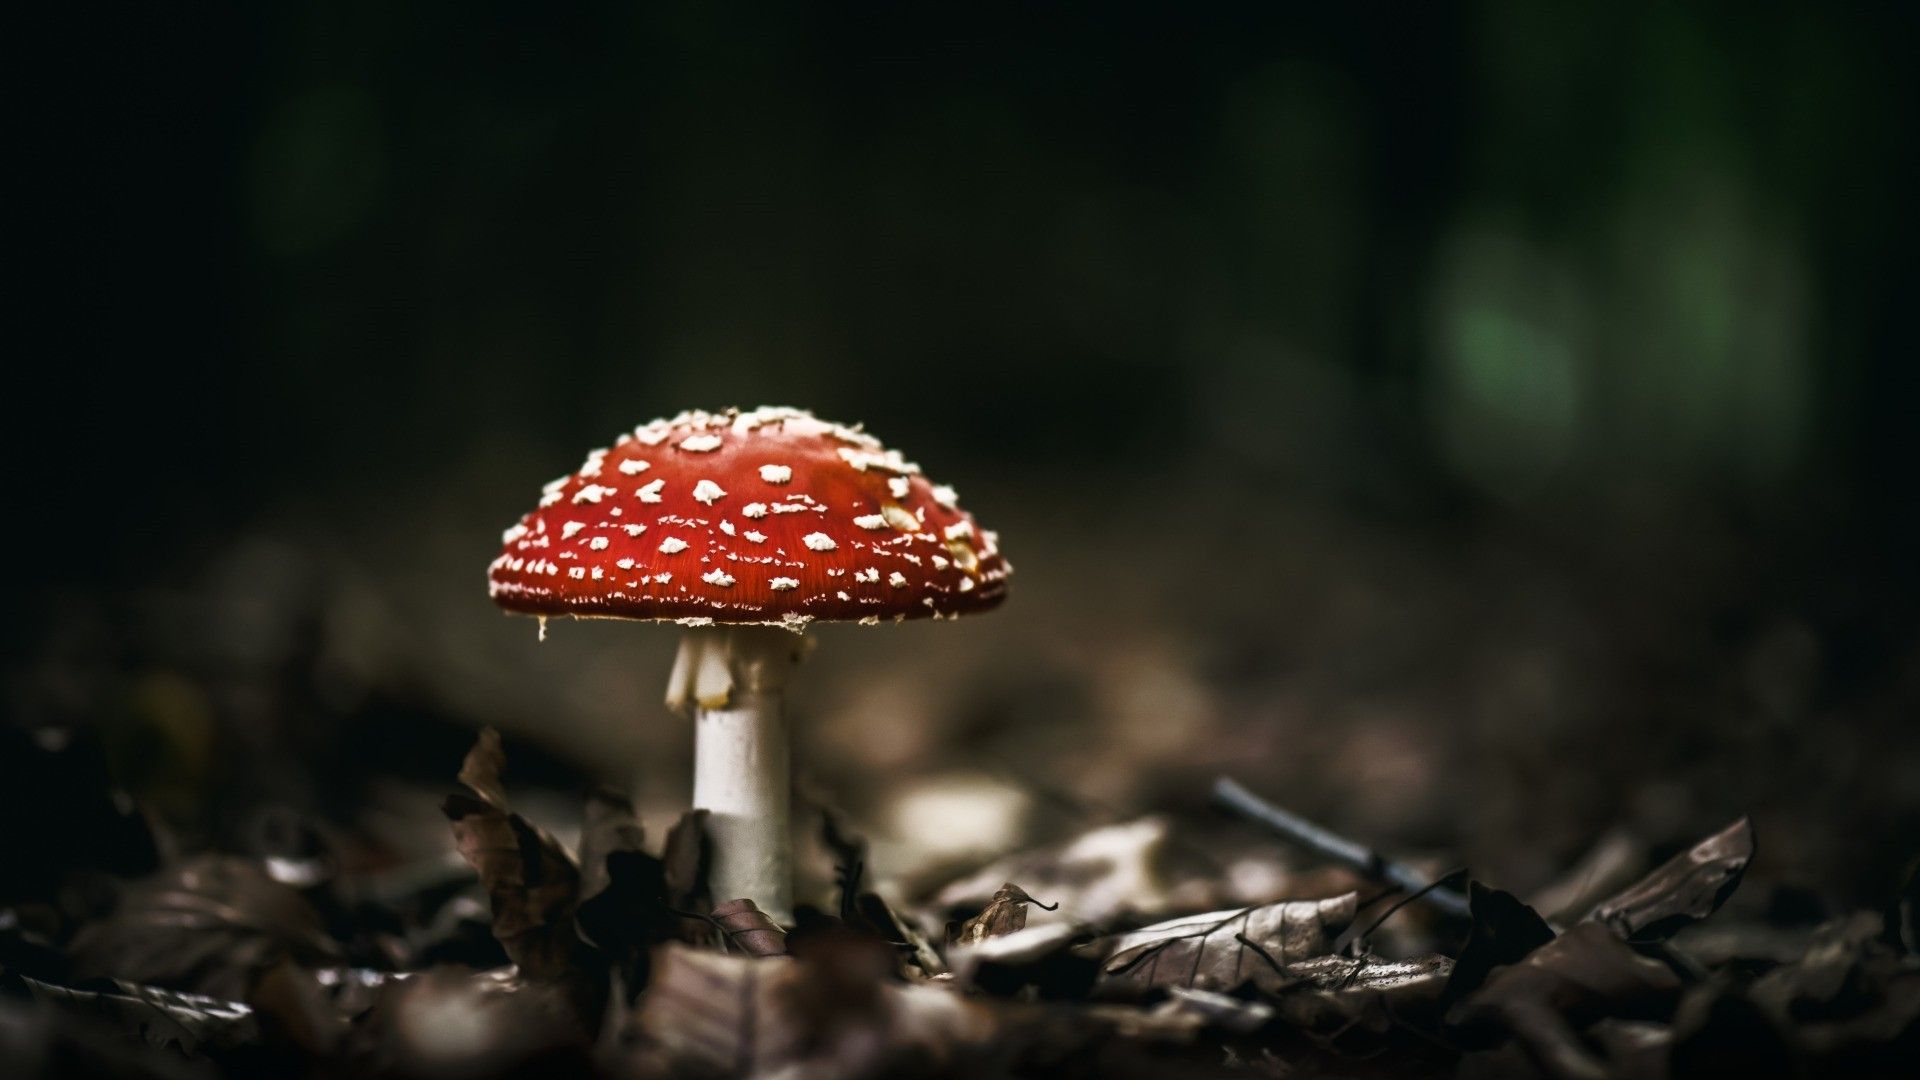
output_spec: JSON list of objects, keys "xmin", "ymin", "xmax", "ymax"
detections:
[{"xmin": 12, "ymin": 3, "xmax": 1919, "ymax": 908}]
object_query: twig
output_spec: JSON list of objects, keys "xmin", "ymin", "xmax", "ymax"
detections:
[{"xmin": 1211, "ymin": 777, "xmax": 1471, "ymax": 919}]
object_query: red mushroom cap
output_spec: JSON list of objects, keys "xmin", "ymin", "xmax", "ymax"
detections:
[{"xmin": 487, "ymin": 407, "xmax": 1011, "ymax": 628}]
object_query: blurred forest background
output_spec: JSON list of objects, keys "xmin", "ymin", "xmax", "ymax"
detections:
[{"xmin": 11, "ymin": 3, "xmax": 1919, "ymax": 915}]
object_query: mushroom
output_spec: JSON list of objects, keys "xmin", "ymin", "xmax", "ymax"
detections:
[{"xmin": 487, "ymin": 407, "xmax": 1010, "ymax": 921}]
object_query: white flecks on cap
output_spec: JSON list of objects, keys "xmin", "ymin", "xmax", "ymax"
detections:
[
  {"xmin": 837, "ymin": 590, "xmax": 851, "ymax": 601},
  {"xmin": 769, "ymin": 577, "xmax": 799, "ymax": 591},
  {"xmin": 618, "ymin": 458, "xmax": 651, "ymax": 475},
  {"xmin": 853, "ymin": 514, "xmax": 887, "ymax": 530},
  {"xmin": 743, "ymin": 530, "xmax": 767, "ymax": 543},
  {"xmin": 592, "ymin": 566, "xmax": 605, "ymax": 580},
  {"xmin": 958, "ymin": 576, "xmax": 976, "ymax": 592},
  {"xmin": 680, "ymin": 434, "xmax": 723, "ymax": 452},
  {"xmin": 503, "ymin": 523, "xmax": 528, "ymax": 544},
  {"xmin": 573, "ymin": 484, "xmax": 617, "ymax": 505},
  {"xmin": 655, "ymin": 573, "xmax": 672, "ymax": 583},
  {"xmin": 623, "ymin": 524, "xmax": 646, "ymax": 536},
  {"xmin": 742, "ymin": 503, "xmax": 768, "ymax": 519},
  {"xmin": 702, "ymin": 569, "xmax": 736, "ymax": 587},
  {"xmin": 855, "ymin": 568, "xmax": 880, "ymax": 583},
  {"xmin": 580, "ymin": 449, "xmax": 608, "ymax": 477},
  {"xmin": 802, "ymin": 532, "xmax": 837, "ymax": 551},
  {"xmin": 616, "ymin": 558, "xmax": 635, "ymax": 570},
  {"xmin": 692, "ymin": 479, "xmax": 727, "ymax": 505},
  {"xmin": 888, "ymin": 476, "xmax": 910, "ymax": 499},
  {"xmin": 561, "ymin": 521, "xmax": 586, "ymax": 540},
  {"xmin": 588, "ymin": 536, "xmax": 609, "ymax": 550},
  {"xmin": 569, "ymin": 567, "xmax": 586, "ymax": 580},
  {"xmin": 888, "ymin": 571, "xmax": 908, "ymax": 587},
  {"xmin": 637, "ymin": 479, "xmax": 666, "ymax": 503},
  {"xmin": 932, "ymin": 484, "xmax": 959, "ymax": 509},
  {"xmin": 944, "ymin": 520, "xmax": 974, "ymax": 540},
  {"xmin": 770, "ymin": 503, "xmax": 809, "ymax": 514},
  {"xmin": 931, "ymin": 555, "xmax": 950, "ymax": 570},
  {"xmin": 719, "ymin": 520, "xmax": 736, "ymax": 536},
  {"xmin": 659, "ymin": 537, "xmax": 689, "ymax": 554},
  {"xmin": 759, "ymin": 464, "xmax": 792, "ymax": 483},
  {"xmin": 835, "ymin": 446, "xmax": 920, "ymax": 474},
  {"xmin": 634, "ymin": 426, "xmax": 670, "ymax": 446}
]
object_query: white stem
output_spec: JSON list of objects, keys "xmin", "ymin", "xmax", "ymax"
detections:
[{"xmin": 667, "ymin": 625, "xmax": 808, "ymax": 924}]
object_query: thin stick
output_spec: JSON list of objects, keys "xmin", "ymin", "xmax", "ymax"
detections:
[{"xmin": 1211, "ymin": 777, "xmax": 1471, "ymax": 919}]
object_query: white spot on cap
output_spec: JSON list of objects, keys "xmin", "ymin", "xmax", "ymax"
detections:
[
  {"xmin": 634, "ymin": 426, "xmax": 670, "ymax": 446},
  {"xmin": 502, "ymin": 524, "xmax": 528, "ymax": 544},
  {"xmin": 742, "ymin": 503, "xmax": 768, "ymax": 519},
  {"xmin": 855, "ymin": 568, "xmax": 880, "ymax": 583},
  {"xmin": 931, "ymin": 555, "xmax": 949, "ymax": 570},
  {"xmin": 618, "ymin": 459, "xmax": 651, "ymax": 475},
  {"xmin": 719, "ymin": 520, "xmax": 736, "ymax": 536},
  {"xmin": 637, "ymin": 479, "xmax": 665, "ymax": 503},
  {"xmin": 616, "ymin": 558, "xmax": 635, "ymax": 569},
  {"xmin": 888, "ymin": 571, "xmax": 908, "ymax": 587},
  {"xmin": 837, "ymin": 590, "xmax": 851, "ymax": 601},
  {"xmin": 944, "ymin": 520, "xmax": 974, "ymax": 540},
  {"xmin": 759, "ymin": 464, "xmax": 792, "ymax": 483},
  {"xmin": 588, "ymin": 536, "xmax": 609, "ymax": 550},
  {"xmin": 680, "ymin": 434, "xmax": 723, "ymax": 452},
  {"xmin": 802, "ymin": 532, "xmax": 837, "ymax": 551},
  {"xmin": 743, "ymin": 530, "xmax": 767, "ymax": 543},
  {"xmin": 592, "ymin": 566, "xmax": 605, "ymax": 580},
  {"xmin": 561, "ymin": 522, "xmax": 586, "ymax": 540},
  {"xmin": 659, "ymin": 537, "xmax": 689, "ymax": 554},
  {"xmin": 569, "ymin": 567, "xmax": 586, "ymax": 580},
  {"xmin": 623, "ymin": 524, "xmax": 646, "ymax": 536},
  {"xmin": 769, "ymin": 577, "xmax": 799, "ymax": 591},
  {"xmin": 655, "ymin": 573, "xmax": 672, "ymax": 583},
  {"xmin": 932, "ymin": 484, "xmax": 958, "ymax": 509},
  {"xmin": 692, "ymin": 479, "xmax": 727, "ymax": 505},
  {"xmin": 573, "ymin": 484, "xmax": 617, "ymax": 505},
  {"xmin": 958, "ymin": 576, "xmax": 976, "ymax": 592},
  {"xmin": 580, "ymin": 449, "xmax": 608, "ymax": 477},
  {"xmin": 702, "ymin": 569, "xmax": 735, "ymax": 586},
  {"xmin": 853, "ymin": 514, "xmax": 887, "ymax": 530},
  {"xmin": 888, "ymin": 476, "xmax": 910, "ymax": 499}
]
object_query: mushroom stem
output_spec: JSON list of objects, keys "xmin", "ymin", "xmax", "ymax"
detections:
[{"xmin": 667, "ymin": 624, "xmax": 808, "ymax": 923}]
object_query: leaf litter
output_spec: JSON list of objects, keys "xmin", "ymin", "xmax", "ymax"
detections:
[{"xmin": 4, "ymin": 733, "xmax": 1917, "ymax": 1078}]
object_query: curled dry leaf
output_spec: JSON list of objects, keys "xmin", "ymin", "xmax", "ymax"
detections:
[
  {"xmin": 440, "ymin": 728, "xmax": 588, "ymax": 982},
  {"xmin": 66, "ymin": 854, "xmax": 339, "ymax": 1001},
  {"xmin": 952, "ymin": 882, "xmax": 1057, "ymax": 947},
  {"xmin": 711, "ymin": 898, "xmax": 789, "ymax": 956},
  {"xmin": 1440, "ymin": 882, "xmax": 1557, "ymax": 1010},
  {"xmin": 1095, "ymin": 893, "xmax": 1358, "ymax": 999},
  {"xmin": 936, "ymin": 816, "xmax": 1220, "ymax": 929},
  {"xmin": 1587, "ymin": 817, "xmax": 1755, "ymax": 941}
]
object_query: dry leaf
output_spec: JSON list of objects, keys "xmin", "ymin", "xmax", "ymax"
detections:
[
  {"xmin": 67, "ymin": 854, "xmax": 339, "ymax": 1000},
  {"xmin": 631, "ymin": 943, "xmax": 994, "ymax": 1078},
  {"xmin": 440, "ymin": 729, "xmax": 588, "ymax": 982},
  {"xmin": 711, "ymin": 898, "xmax": 789, "ymax": 956},
  {"xmin": 952, "ymin": 882, "xmax": 1057, "ymax": 946},
  {"xmin": 575, "ymin": 787, "xmax": 674, "ymax": 990},
  {"xmin": 1095, "ymin": 893, "xmax": 1358, "ymax": 998},
  {"xmin": 1587, "ymin": 817, "xmax": 1754, "ymax": 941},
  {"xmin": 18, "ymin": 974, "xmax": 261, "ymax": 1058}
]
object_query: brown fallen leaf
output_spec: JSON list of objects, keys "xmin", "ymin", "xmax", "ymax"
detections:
[
  {"xmin": 440, "ymin": 729, "xmax": 589, "ymax": 982},
  {"xmin": 1094, "ymin": 893, "xmax": 1358, "ymax": 999},
  {"xmin": 67, "ymin": 854, "xmax": 340, "ymax": 1001},
  {"xmin": 629, "ymin": 942, "xmax": 994, "ymax": 1078},
  {"xmin": 574, "ymin": 787, "xmax": 675, "ymax": 991},
  {"xmin": 951, "ymin": 883, "xmax": 1058, "ymax": 947},
  {"xmin": 1586, "ymin": 817, "xmax": 1754, "ymax": 941},
  {"xmin": 711, "ymin": 898, "xmax": 789, "ymax": 956},
  {"xmin": 1449, "ymin": 921, "xmax": 1683, "ymax": 1073}
]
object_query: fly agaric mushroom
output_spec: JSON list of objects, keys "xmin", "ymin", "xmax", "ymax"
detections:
[{"xmin": 487, "ymin": 407, "xmax": 1009, "ymax": 921}]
